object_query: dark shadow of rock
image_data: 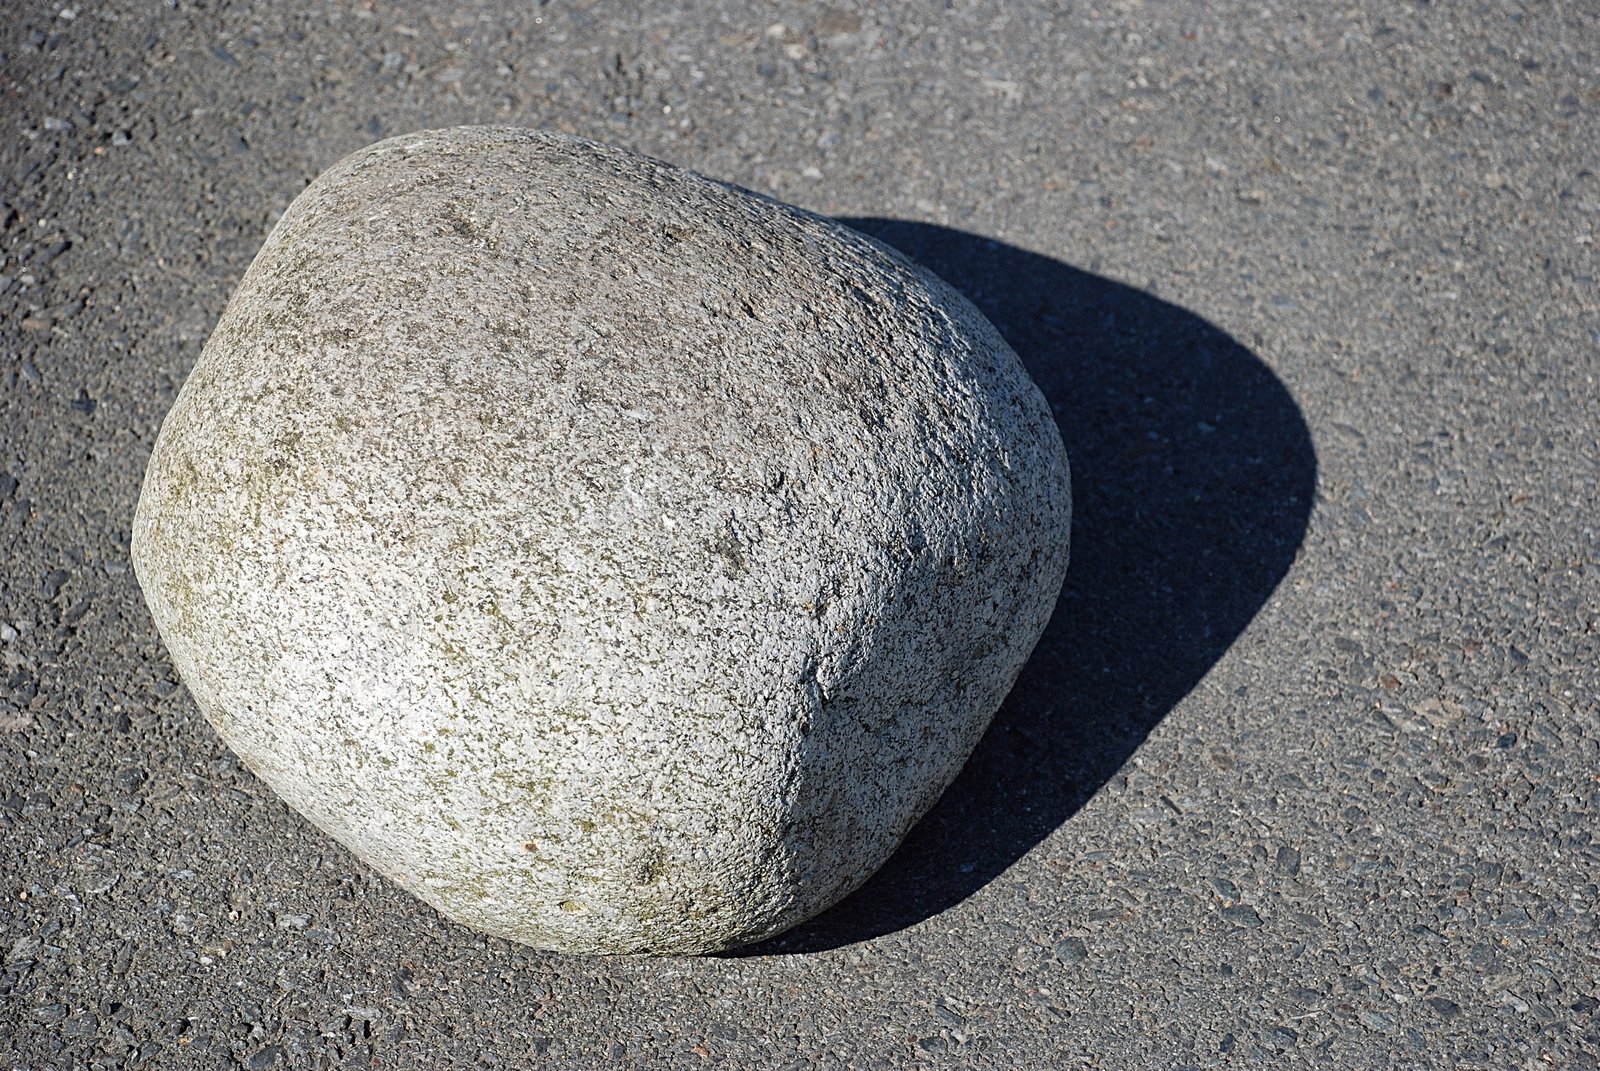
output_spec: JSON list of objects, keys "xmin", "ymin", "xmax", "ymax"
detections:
[{"xmin": 735, "ymin": 220, "xmax": 1317, "ymax": 954}]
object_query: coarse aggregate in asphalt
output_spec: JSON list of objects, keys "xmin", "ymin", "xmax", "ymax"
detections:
[{"xmin": 1, "ymin": 1, "xmax": 1597, "ymax": 1068}]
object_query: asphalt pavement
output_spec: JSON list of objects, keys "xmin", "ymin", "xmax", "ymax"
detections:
[{"xmin": 2, "ymin": 1, "xmax": 1597, "ymax": 1067}]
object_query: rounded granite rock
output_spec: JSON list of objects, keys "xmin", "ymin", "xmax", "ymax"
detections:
[{"xmin": 131, "ymin": 127, "xmax": 1072, "ymax": 954}]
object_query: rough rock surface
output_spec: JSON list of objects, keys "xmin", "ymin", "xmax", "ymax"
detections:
[{"xmin": 130, "ymin": 127, "xmax": 1071, "ymax": 954}]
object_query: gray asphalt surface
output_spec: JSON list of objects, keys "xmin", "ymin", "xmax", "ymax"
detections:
[{"xmin": 2, "ymin": 1, "xmax": 1596, "ymax": 1067}]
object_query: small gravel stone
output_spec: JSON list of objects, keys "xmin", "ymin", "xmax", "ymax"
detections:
[
  {"xmin": 1054, "ymin": 936, "xmax": 1088, "ymax": 963},
  {"xmin": 247, "ymin": 1044, "xmax": 285, "ymax": 1069},
  {"xmin": 1428, "ymin": 997, "xmax": 1461, "ymax": 1019},
  {"xmin": 1221, "ymin": 904, "xmax": 1263, "ymax": 928}
]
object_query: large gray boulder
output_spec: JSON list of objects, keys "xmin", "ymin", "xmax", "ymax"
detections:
[{"xmin": 131, "ymin": 127, "xmax": 1071, "ymax": 954}]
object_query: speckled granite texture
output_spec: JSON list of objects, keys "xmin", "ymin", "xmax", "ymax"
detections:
[{"xmin": 129, "ymin": 127, "xmax": 1071, "ymax": 954}]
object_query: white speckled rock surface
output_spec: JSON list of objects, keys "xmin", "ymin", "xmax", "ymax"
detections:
[{"xmin": 130, "ymin": 127, "xmax": 1071, "ymax": 955}]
